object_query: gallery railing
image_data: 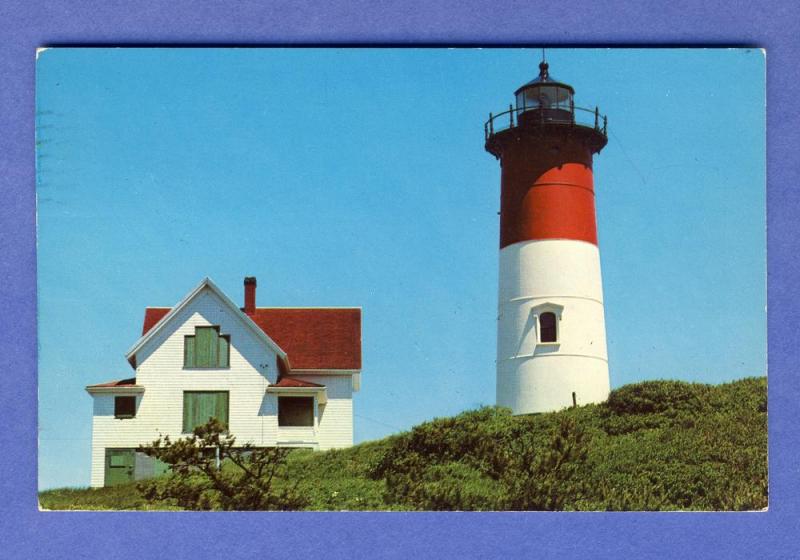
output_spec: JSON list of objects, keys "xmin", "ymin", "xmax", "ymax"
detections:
[{"xmin": 484, "ymin": 105, "xmax": 608, "ymax": 141}]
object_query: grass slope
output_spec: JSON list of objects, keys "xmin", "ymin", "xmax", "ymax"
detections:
[{"xmin": 39, "ymin": 377, "xmax": 767, "ymax": 511}]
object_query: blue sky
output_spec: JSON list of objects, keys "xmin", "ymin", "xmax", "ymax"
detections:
[{"xmin": 36, "ymin": 48, "xmax": 765, "ymax": 490}]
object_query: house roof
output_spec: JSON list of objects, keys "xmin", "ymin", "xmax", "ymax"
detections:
[
  {"xmin": 267, "ymin": 375, "xmax": 328, "ymax": 403},
  {"xmin": 142, "ymin": 308, "xmax": 170, "ymax": 335},
  {"xmin": 142, "ymin": 305, "xmax": 361, "ymax": 371},
  {"xmin": 272, "ymin": 377, "xmax": 325, "ymax": 388},
  {"xmin": 86, "ymin": 377, "xmax": 140, "ymax": 388},
  {"xmin": 85, "ymin": 377, "xmax": 145, "ymax": 394},
  {"xmin": 249, "ymin": 308, "xmax": 361, "ymax": 370}
]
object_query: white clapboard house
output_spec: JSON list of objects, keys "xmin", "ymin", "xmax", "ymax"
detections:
[{"xmin": 85, "ymin": 277, "xmax": 362, "ymax": 487}]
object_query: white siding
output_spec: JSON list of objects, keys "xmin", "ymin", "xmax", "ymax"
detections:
[{"xmin": 89, "ymin": 286, "xmax": 358, "ymax": 487}]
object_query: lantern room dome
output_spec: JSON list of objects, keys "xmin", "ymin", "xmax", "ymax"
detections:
[
  {"xmin": 514, "ymin": 61, "xmax": 574, "ymax": 114},
  {"xmin": 514, "ymin": 61, "xmax": 575, "ymax": 95}
]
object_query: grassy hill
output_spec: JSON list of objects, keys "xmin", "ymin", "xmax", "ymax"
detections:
[{"xmin": 39, "ymin": 377, "xmax": 767, "ymax": 511}]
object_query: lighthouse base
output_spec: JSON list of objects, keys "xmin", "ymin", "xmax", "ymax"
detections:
[
  {"xmin": 497, "ymin": 356, "xmax": 610, "ymax": 414},
  {"xmin": 496, "ymin": 239, "xmax": 611, "ymax": 415}
]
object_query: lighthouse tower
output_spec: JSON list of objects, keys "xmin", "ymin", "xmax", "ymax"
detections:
[{"xmin": 485, "ymin": 58, "xmax": 610, "ymax": 414}]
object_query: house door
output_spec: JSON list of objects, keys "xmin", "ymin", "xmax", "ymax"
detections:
[{"xmin": 104, "ymin": 448, "xmax": 135, "ymax": 486}]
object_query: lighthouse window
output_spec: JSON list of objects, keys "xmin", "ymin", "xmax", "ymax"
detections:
[{"xmin": 539, "ymin": 312, "xmax": 558, "ymax": 343}]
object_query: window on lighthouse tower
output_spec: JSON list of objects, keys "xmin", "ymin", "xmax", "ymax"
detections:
[{"xmin": 539, "ymin": 312, "xmax": 558, "ymax": 343}]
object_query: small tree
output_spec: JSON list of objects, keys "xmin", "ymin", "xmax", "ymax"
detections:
[{"xmin": 138, "ymin": 418, "xmax": 306, "ymax": 511}]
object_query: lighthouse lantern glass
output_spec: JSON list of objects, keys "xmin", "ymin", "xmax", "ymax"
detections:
[{"xmin": 516, "ymin": 85, "xmax": 573, "ymax": 113}]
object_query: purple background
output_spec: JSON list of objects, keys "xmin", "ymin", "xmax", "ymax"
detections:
[{"xmin": 2, "ymin": 1, "xmax": 798, "ymax": 558}]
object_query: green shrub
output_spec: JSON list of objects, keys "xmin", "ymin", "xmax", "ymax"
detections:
[
  {"xmin": 501, "ymin": 417, "xmax": 593, "ymax": 510},
  {"xmin": 606, "ymin": 380, "xmax": 713, "ymax": 416}
]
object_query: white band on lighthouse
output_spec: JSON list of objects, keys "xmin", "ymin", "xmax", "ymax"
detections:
[{"xmin": 496, "ymin": 239, "xmax": 610, "ymax": 414}]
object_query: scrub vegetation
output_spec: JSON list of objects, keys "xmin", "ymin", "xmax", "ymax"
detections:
[{"xmin": 39, "ymin": 377, "xmax": 767, "ymax": 511}]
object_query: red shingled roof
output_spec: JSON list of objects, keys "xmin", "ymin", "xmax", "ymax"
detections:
[
  {"xmin": 142, "ymin": 308, "xmax": 170, "ymax": 335},
  {"xmin": 249, "ymin": 308, "xmax": 361, "ymax": 370},
  {"xmin": 272, "ymin": 377, "xmax": 325, "ymax": 388},
  {"xmin": 87, "ymin": 377, "xmax": 140, "ymax": 388},
  {"xmin": 142, "ymin": 307, "xmax": 361, "ymax": 371}
]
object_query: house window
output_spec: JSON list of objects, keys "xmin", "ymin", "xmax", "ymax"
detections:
[
  {"xmin": 184, "ymin": 326, "xmax": 230, "ymax": 368},
  {"xmin": 183, "ymin": 391, "xmax": 229, "ymax": 433},
  {"xmin": 278, "ymin": 397, "xmax": 314, "ymax": 427},
  {"xmin": 114, "ymin": 396, "xmax": 136, "ymax": 418},
  {"xmin": 539, "ymin": 311, "xmax": 558, "ymax": 343}
]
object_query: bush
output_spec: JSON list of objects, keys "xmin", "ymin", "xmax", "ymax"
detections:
[
  {"xmin": 138, "ymin": 419, "xmax": 307, "ymax": 511},
  {"xmin": 606, "ymin": 380, "xmax": 713, "ymax": 416},
  {"xmin": 370, "ymin": 377, "xmax": 767, "ymax": 511},
  {"xmin": 501, "ymin": 417, "xmax": 592, "ymax": 510}
]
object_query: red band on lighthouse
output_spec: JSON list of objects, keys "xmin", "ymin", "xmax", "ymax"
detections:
[{"xmin": 499, "ymin": 144, "xmax": 598, "ymax": 248}]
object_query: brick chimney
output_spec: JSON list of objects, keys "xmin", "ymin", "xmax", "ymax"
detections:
[{"xmin": 244, "ymin": 277, "xmax": 257, "ymax": 314}]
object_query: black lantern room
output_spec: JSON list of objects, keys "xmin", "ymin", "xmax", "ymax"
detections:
[
  {"xmin": 514, "ymin": 61, "xmax": 575, "ymax": 125},
  {"xmin": 484, "ymin": 57, "xmax": 607, "ymax": 159}
]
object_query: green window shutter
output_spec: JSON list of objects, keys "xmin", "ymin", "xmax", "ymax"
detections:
[
  {"xmin": 183, "ymin": 392, "xmax": 210, "ymax": 432},
  {"xmin": 183, "ymin": 392, "xmax": 194, "ymax": 432},
  {"xmin": 195, "ymin": 327, "xmax": 218, "ymax": 368},
  {"xmin": 219, "ymin": 336, "xmax": 230, "ymax": 367},
  {"xmin": 184, "ymin": 391, "xmax": 229, "ymax": 432},
  {"xmin": 216, "ymin": 391, "xmax": 229, "ymax": 427},
  {"xmin": 195, "ymin": 393, "xmax": 213, "ymax": 427},
  {"xmin": 184, "ymin": 336, "xmax": 196, "ymax": 368},
  {"xmin": 208, "ymin": 329, "xmax": 218, "ymax": 366}
]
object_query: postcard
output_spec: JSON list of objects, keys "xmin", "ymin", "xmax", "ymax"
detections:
[{"xmin": 36, "ymin": 48, "xmax": 766, "ymax": 511}]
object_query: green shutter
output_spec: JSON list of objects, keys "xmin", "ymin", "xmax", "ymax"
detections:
[
  {"xmin": 195, "ymin": 327, "xmax": 218, "ymax": 367},
  {"xmin": 184, "ymin": 391, "xmax": 229, "ymax": 432},
  {"xmin": 184, "ymin": 336, "xmax": 196, "ymax": 368},
  {"xmin": 195, "ymin": 327, "xmax": 217, "ymax": 367},
  {"xmin": 219, "ymin": 336, "xmax": 230, "ymax": 367},
  {"xmin": 216, "ymin": 392, "xmax": 229, "ymax": 427},
  {"xmin": 208, "ymin": 329, "xmax": 218, "ymax": 366},
  {"xmin": 183, "ymin": 392, "xmax": 193, "ymax": 432},
  {"xmin": 199, "ymin": 393, "xmax": 217, "ymax": 425},
  {"xmin": 187, "ymin": 327, "xmax": 228, "ymax": 368}
]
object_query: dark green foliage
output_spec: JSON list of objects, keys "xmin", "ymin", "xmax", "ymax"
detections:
[
  {"xmin": 501, "ymin": 417, "xmax": 592, "ymax": 510},
  {"xmin": 373, "ymin": 406, "xmax": 538, "ymax": 510},
  {"xmin": 371, "ymin": 407, "xmax": 598, "ymax": 510},
  {"xmin": 606, "ymin": 379, "xmax": 712, "ymax": 416},
  {"xmin": 40, "ymin": 377, "xmax": 767, "ymax": 511},
  {"xmin": 275, "ymin": 440, "xmax": 397, "ymax": 510},
  {"xmin": 137, "ymin": 418, "xmax": 306, "ymax": 511},
  {"xmin": 369, "ymin": 377, "xmax": 767, "ymax": 511}
]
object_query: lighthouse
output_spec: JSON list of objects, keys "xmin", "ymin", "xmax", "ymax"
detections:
[{"xmin": 485, "ymin": 57, "xmax": 611, "ymax": 414}]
